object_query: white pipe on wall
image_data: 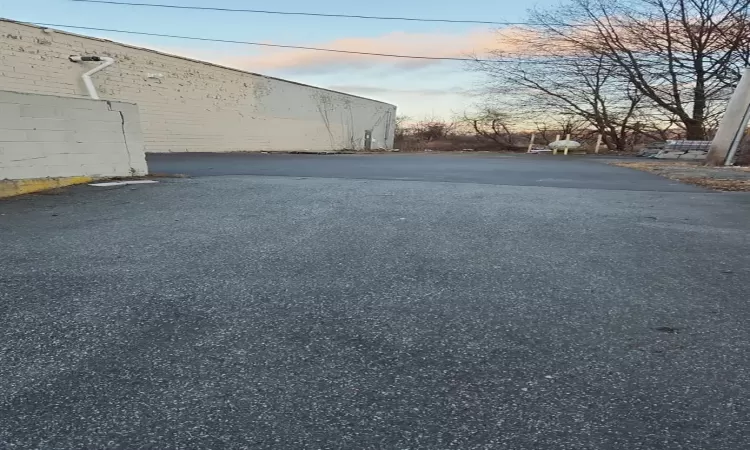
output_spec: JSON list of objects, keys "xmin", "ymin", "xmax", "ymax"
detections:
[{"xmin": 69, "ymin": 55, "xmax": 115, "ymax": 100}]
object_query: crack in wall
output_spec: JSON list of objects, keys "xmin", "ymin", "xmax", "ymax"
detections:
[{"xmin": 107, "ymin": 100, "xmax": 135, "ymax": 175}]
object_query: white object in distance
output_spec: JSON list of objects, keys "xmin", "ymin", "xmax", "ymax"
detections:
[
  {"xmin": 69, "ymin": 55, "xmax": 115, "ymax": 100},
  {"xmin": 548, "ymin": 140, "xmax": 582, "ymax": 150}
]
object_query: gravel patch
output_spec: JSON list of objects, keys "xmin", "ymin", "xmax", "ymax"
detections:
[{"xmin": 609, "ymin": 161, "xmax": 750, "ymax": 191}]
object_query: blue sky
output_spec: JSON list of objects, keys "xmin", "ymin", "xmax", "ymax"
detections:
[{"xmin": 2, "ymin": 0, "xmax": 556, "ymax": 119}]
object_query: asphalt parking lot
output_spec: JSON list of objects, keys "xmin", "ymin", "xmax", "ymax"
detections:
[
  {"xmin": 146, "ymin": 152, "xmax": 702, "ymax": 191},
  {"xmin": 2, "ymin": 153, "xmax": 750, "ymax": 448}
]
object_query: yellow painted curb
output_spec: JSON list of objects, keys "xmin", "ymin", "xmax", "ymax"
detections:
[{"xmin": 0, "ymin": 176, "xmax": 94, "ymax": 198}]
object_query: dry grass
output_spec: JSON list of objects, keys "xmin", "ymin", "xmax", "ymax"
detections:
[
  {"xmin": 610, "ymin": 161, "xmax": 694, "ymax": 171},
  {"xmin": 610, "ymin": 161, "xmax": 750, "ymax": 191},
  {"xmin": 394, "ymin": 135, "xmax": 525, "ymax": 153},
  {"xmin": 677, "ymin": 178, "xmax": 750, "ymax": 191}
]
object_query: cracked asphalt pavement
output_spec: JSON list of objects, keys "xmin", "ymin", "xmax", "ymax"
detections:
[{"xmin": 2, "ymin": 153, "xmax": 750, "ymax": 449}]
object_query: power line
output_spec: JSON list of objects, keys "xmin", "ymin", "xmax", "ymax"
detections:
[
  {"xmin": 69, "ymin": 0, "xmax": 571, "ymax": 26},
  {"xmin": 30, "ymin": 21, "xmax": 567, "ymax": 64},
  {"xmin": 32, "ymin": 22, "xmax": 484, "ymax": 61}
]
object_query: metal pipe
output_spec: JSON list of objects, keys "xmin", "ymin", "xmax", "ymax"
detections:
[{"xmin": 69, "ymin": 55, "xmax": 115, "ymax": 100}]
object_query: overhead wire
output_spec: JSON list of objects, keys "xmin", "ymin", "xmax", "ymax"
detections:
[
  {"xmin": 30, "ymin": 21, "xmax": 572, "ymax": 64},
  {"xmin": 55, "ymin": 1, "xmax": 594, "ymax": 62},
  {"xmin": 69, "ymin": 0, "xmax": 583, "ymax": 27}
]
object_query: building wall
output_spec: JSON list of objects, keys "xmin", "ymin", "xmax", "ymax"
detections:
[
  {"xmin": 0, "ymin": 20, "xmax": 396, "ymax": 153},
  {"xmin": 0, "ymin": 89, "xmax": 147, "ymax": 183}
]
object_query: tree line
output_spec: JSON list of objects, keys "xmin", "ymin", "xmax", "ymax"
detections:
[{"xmin": 459, "ymin": 0, "xmax": 750, "ymax": 152}]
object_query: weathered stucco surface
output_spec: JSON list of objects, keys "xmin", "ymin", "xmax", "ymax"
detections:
[
  {"xmin": 0, "ymin": 20, "xmax": 396, "ymax": 153},
  {"xmin": 0, "ymin": 89, "xmax": 147, "ymax": 183}
]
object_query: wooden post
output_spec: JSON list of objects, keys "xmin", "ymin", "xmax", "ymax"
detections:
[
  {"xmin": 564, "ymin": 134, "xmax": 571, "ymax": 155},
  {"xmin": 553, "ymin": 135, "xmax": 560, "ymax": 155},
  {"xmin": 527, "ymin": 133, "xmax": 535, "ymax": 153},
  {"xmin": 594, "ymin": 134, "xmax": 602, "ymax": 154}
]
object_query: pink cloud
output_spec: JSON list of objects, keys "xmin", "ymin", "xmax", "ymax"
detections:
[
  {"xmin": 208, "ymin": 28, "xmax": 527, "ymax": 74},
  {"xmin": 140, "ymin": 27, "xmax": 544, "ymax": 76}
]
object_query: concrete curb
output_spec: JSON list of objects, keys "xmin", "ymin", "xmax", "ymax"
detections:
[{"xmin": 0, "ymin": 176, "xmax": 93, "ymax": 198}]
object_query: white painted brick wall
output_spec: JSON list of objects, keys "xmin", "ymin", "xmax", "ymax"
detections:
[
  {"xmin": 0, "ymin": 90, "xmax": 148, "ymax": 180},
  {"xmin": 0, "ymin": 20, "xmax": 397, "ymax": 153}
]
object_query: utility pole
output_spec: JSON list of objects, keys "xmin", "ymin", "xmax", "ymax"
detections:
[{"xmin": 705, "ymin": 68, "xmax": 750, "ymax": 166}]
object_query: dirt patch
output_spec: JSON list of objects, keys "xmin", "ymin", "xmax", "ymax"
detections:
[{"xmin": 609, "ymin": 161, "xmax": 750, "ymax": 191}]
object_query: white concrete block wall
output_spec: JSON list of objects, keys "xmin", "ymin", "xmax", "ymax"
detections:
[
  {"xmin": 0, "ymin": 20, "xmax": 397, "ymax": 153},
  {"xmin": 0, "ymin": 90, "xmax": 148, "ymax": 180}
]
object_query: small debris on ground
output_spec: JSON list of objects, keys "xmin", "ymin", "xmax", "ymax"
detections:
[
  {"xmin": 89, "ymin": 180, "xmax": 159, "ymax": 187},
  {"xmin": 654, "ymin": 326, "xmax": 681, "ymax": 334}
]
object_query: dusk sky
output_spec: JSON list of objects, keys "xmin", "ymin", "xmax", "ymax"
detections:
[{"xmin": 2, "ymin": 0, "xmax": 558, "ymax": 119}]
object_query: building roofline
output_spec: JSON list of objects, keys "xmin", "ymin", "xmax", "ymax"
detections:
[{"xmin": 0, "ymin": 18, "xmax": 396, "ymax": 108}]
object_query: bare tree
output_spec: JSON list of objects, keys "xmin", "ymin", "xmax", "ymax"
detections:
[
  {"xmin": 530, "ymin": 117, "xmax": 588, "ymax": 144},
  {"xmin": 412, "ymin": 118, "xmax": 456, "ymax": 142},
  {"xmin": 394, "ymin": 115, "xmax": 412, "ymax": 140},
  {"xmin": 475, "ymin": 43, "xmax": 645, "ymax": 150},
  {"xmin": 528, "ymin": 0, "xmax": 750, "ymax": 140},
  {"xmin": 633, "ymin": 112, "xmax": 682, "ymax": 141},
  {"xmin": 459, "ymin": 108, "xmax": 519, "ymax": 148}
]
